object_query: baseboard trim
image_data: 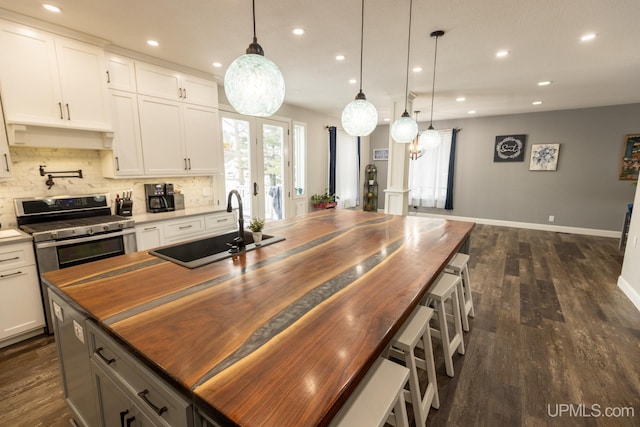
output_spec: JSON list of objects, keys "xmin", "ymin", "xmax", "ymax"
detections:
[
  {"xmin": 617, "ymin": 275, "xmax": 640, "ymax": 311},
  {"xmin": 406, "ymin": 212, "xmax": 621, "ymax": 238}
]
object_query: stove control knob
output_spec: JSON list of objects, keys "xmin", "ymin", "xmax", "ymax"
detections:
[
  {"xmin": 103, "ymin": 225, "xmax": 109, "ymax": 231},
  {"xmin": 88, "ymin": 228, "xmax": 94, "ymax": 235},
  {"xmin": 51, "ymin": 231, "xmax": 58, "ymax": 239},
  {"xmin": 118, "ymin": 222, "xmax": 124, "ymax": 228}
]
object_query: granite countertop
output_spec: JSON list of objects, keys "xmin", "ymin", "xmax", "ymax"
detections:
[
  {"xmin": 43, "ymin": 210, "xmax": 475, "ymax": 426},
  {"xmin": 132, "ymin": 205, "xmax": 229, "ymax": 225},
  {"xmin": 0, "ymin": 228, "xmax": 33, "ymax": 245}
]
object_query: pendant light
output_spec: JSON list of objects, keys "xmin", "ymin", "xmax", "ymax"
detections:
[
  {"xmin": 421, "ymin": 30, "xmax": 445, "ymax": 150},
  {"xmin": 391, "ymin": 0, "xmax": 418, "ymax": 143},
  {"xmin": 224, "ymin": 0, "xmax": 285, "ymax": 117},
  {"xmin": 409, "ymin": 111, "xmax": 423, "ymax": 160},
  {"xmin": 341, "ymin": 0, "xmax": 378, "ymax": 137}
]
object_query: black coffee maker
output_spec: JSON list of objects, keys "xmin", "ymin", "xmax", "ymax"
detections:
[{"xmin": 144, "ymin": 184, "xmax": 176, "ymax": 213}]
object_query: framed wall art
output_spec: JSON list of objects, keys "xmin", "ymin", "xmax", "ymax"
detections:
[
  {"xmin": 494, "ymin": 134, "xmax": 526, "ymax": 162},
  {"xmin": 619, "ymin": 134, "xmax": 640, "ymax": 180},
  {"xmin": 529, "ymin": 143, "xmax": 560, "ymax": 171},
  {"xmin": 373, "ymin": 148, "xmax": 389, "ymax": 161}
]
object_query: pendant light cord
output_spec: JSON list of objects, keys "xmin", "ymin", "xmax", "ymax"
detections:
[
  {"xmin": 429, "ymin": 34, "xmax": 439, "ymax": 126},
  {"xmin": 403, "ymin": 0, "xmax": 413, "ymax": 113},
  {"xmin": 252, "ymin": 0, "xmax": 257, "ymax": 42},
  {"xmin": 358, "ymin": 0, "xmax": 365, "ymax": 93}
]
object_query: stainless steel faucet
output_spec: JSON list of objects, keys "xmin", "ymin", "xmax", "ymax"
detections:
[{"xmin": 226, "ymin": 190, "xmax": 245, "ymax": 253}]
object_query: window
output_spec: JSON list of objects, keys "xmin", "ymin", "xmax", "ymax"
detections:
[
  {"xmin": 335, "ymin": 129, "xmax": 359, "ymax": 208},
  {"xmin": 293, "ymin": 122, "xmax": 306, "ymax": 197},
  {"xmin": 408, "ymin": 129, "xmax": 453, "ymax": 209}
]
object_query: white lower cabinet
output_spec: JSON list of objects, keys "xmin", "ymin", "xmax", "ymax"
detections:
[
  {"xmin": 0, "ymin": 241, "xmax": 44, "ymax": 344},
  {"xmin": 136, "ymin": 211, "xmax": 236, "ymax": 251}
]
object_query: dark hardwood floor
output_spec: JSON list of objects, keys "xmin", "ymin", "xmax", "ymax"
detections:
[{"xmin": 1, "ymin": 224, "xmax": 638, "ymax": 426}]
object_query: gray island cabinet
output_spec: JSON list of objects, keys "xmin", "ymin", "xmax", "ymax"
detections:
[{"xmin": 49, "ymin": 288, "xmax": 197, "ymax": 427}]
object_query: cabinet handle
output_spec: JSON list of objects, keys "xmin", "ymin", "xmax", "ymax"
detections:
[
  {"xmin": 106, "ymin": 70, "xmax": 111, "ymax": 83},
  {"xmin": 126, "ymin": 416, "xmax": 136, "ymax": 427},
  {"xmin": 94, "ymin": 347, "xmax": 116, "ymax": 365},
  {"xmin": 4, "ymin": 153, "xmax": 9, "ymax": 172},
  {"xmin": 143, "ymin": 226, "xmax": 157, "ymax": 231},
  {"xmin": 182, "ymin": 88, "xmax": 187, "ymax": 99},
  {"xmin": 178, "ymin": 88, "xmax": 183, "ymax": 98},
  {"xmin": 119, "ymin": 410, "xmax": 129, "ymax": 427},
  {"xmin": 115, "ymin": 156, "xmax": 120, "ymax": 171},
  {"xmin": 216, "ymin": 218, "xmax": 228, "ymax": 222},
  {"xmin": 179, "ymin": 225, "xmax": 193, "ymax": 230},
  {"xmin": 0, "ymin": 270, "xmax": 21, "ymax": 279},
  {"xmin": 58, "ymin": 102, "xmax": 63, "ymax": 120},
  {"xmin": 66, "ymin": 104, "xmax": 71, "ymax": 120},
  {"xmin": 253, "ymin": 182, "xmax": 258, "ymax": 196},
  {"xmin": 137, "ymin": 389, "xmax": 168, "ymax": 416},
  {"xmin": 184, "ymin": 158, "xmax": 188, "ymax": 170},
  {"xmin": 0, "ymin": 256, "xmax": 19, "ymax": 263},
  {"xmin": 187, "ymin": 158, "xmax": 191, "ymax": 170}
]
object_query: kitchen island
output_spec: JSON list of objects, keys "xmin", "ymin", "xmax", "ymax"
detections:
[{"xmin": 44, "ymin": 210, "xmax": 474, "ymax": 426}]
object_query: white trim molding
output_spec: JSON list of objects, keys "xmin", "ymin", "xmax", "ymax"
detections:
[
  {"xmin": 618, "ymin": 276, "xmax": 640, "ymax": 311},
  {"xmin": 406, "ymin": 211, "xmax": 622, "ymax": 238}
]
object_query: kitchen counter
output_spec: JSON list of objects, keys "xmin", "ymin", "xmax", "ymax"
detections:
[
  {"xmin": 132, "ymin": 205, "xmax": 228, "ymax": 225},
  {"xmin": 0, "ymin": 228, "xmax": 32, "ymax": 245},
  {"xmin": 43, "ymin": 210, "xmax": 474, "ymax": 426}
]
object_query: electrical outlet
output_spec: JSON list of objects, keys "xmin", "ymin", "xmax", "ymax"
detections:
[
  {"xmin": 73, "ymin": 320, "xmax": 85, "ymax": 344},
  {"xmin": 548, "ymin": 215, "xmax": 555, "ymax": 222}
]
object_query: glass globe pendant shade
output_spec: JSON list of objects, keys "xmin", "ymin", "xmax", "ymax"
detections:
[
  {"xmin": 421, "ymin": 126, "xmax": 441, "ymax": 150},
  {"xmin": 341, "ymin": 92, "xmax": 378, "ymax": 136},
  {"xmin": 391, "ymin": 112, "xmax": 418, "ymax": 143},
  {"xmin": 224, "ymin": 53, "xmax": 285, "ymax": 117}
]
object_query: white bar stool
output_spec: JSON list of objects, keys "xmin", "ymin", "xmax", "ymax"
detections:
[
  {"xmin": 445, "ymin": 253, "xmax": 475, "ymax": 332},
  {"xmin": 387, "ymin": 305, "xmax": 440, "ymax": 427},
  {"xmin": 425, "ymin": 272, "xmax": 465, "ymax": 377},
  {"xmin": 330, "ymin": 358, "xmax": 410, "ymax": 427}
]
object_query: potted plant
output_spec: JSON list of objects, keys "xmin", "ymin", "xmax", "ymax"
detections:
[
  {"xmin": 311, "ymin": 191, "xmax": 338, "ymax": 209},
  {"xmin": 248, "ymin": 217, "xmax": 265, "ymax": 245}
]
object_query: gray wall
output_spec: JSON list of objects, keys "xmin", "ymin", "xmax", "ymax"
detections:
[{"xmin": 370, "ymin": 103, "xmax": 640, "ymax": 232}]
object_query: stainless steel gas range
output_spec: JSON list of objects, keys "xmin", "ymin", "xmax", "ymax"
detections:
[{"xmin": 15, "ymin": 194, "xmax": 137, "ymax": 333}]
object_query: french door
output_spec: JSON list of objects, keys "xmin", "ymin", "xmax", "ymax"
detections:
[{"xmin": 220, "ymin": 111, "xmax": 289, "ymax": 222}]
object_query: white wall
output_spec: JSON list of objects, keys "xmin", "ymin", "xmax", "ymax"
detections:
[{"xmin": 619, "ymin": 183, "xmax": 640, "ymax": 310}]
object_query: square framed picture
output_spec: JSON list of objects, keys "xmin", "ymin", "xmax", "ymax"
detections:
[
  {"xmin": 529, "ymin": 144, "xmax": 560, "ymax": 171},
  {"xmin": 373, "ymin": 148, "xmax": 389, "ymax": 161},
  {"xmin": 494, "ymin": 134, "xmax": 526, "ymax": 162},
  {"xmin": 619, "ymin": 134, "xmax": 640, "ymax": 180}
]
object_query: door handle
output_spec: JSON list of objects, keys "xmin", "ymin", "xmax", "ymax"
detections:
[
  {"xmin": 253, "ymin": 182, "xmax": 258, "ymax": 196},
  {"xmin": 119, "ymin": 410, "xmax": 129, "ymax": 427},
  {"xmin": 66, "ymin": 104, "xmax": 71, "ymax": 120}
]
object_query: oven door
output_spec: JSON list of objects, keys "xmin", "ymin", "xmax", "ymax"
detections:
[{"xmin": 34, "ymin": 228, "xmax": 136, "ymax": 333}]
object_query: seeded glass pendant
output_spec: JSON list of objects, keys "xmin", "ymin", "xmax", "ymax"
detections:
[
  {"xmin": 224, "ymin": 0, "xmax": 285, "ymax": 117},
  {"xmin": 421, "ymin": 126, "xmax": 441, "ymax": 150},
  {"xmin": 341, "ymin": 0, "xmax": 378, "ymax": 136},
  {"xmin": 391, "ymin": 0, "xmax": 418, "ymax": 143}
]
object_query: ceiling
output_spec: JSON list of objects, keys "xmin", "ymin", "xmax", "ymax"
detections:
[{"xmin": 1, "ymin": 0, "xmax": 639, "ymax": 124}]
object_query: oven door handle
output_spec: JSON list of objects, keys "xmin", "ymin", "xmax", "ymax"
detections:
[{"xmin": 34, "ymin": 228, "xmax": 136, "ymax": 249}]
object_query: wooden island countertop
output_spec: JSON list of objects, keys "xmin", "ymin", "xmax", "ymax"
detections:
[{"xmin": 43, "ymin": 210, "xmax": 474, "ymax": 426}]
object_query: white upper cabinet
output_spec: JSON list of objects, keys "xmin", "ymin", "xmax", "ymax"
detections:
[
  {"xmin": 0, "ymin": 100, "xmax": 12, "ymax": 179},
  {"xmin": 182, "ymin": 104, "xmax": 223, "ymax": 174},
  {"xmin": 106, "ymin": 54, "xmax": 136, "ymax": 92},
  {"xmin": 135, "ymin": 61, "xmax": 218, "ymax": 108},
  {"xmin": 0, "ymin": 21, "xmax": 111, "ymax": 131}
]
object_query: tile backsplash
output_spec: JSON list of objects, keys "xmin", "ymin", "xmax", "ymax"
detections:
[{"xmin": 0, "ymin": 147, "xmax": 222, "ymax": 229}]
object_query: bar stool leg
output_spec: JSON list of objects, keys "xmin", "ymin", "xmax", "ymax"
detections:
[
  {"xmin": 435, "ymin": 299, "xmax": 455, "ymax": 377},
  {"xmin": 451, "ymin": 287, "xmax": 465, "ymax": 356},
  {"xmin": 462, "ymin": 263, "xmax": 475, "ymax": 317}
]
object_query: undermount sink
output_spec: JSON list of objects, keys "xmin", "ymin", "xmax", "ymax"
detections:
[{"xmin": 149, "ymin": 230, "xmax": 285, "ymax": 269}]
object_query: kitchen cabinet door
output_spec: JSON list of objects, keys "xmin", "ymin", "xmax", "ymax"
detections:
[
  {"xmin": 180, "ymin": 74, "xmax": 218, "ymax": 108},
  {"xmin": 106, "ymin": 54, "xmax": 137, "ymax": 92},
  {"xmin": 135, "ymin": 62, "xmax": 181, "ymax": 102},
  {"xmin": 55, "ymin": 37, "xmax": 111, "ymax": 130},
  {"xmin": 183, "ymin": 105, "xmax": 223, "ymax": 174},
  {"xmin": 102, "ymin": 90, "xmax": 145, "ymax": 177},
  {"xmin": 0, "ymin": 266, "xmax": 43, "ymax": 341},
  {"xmin": 0, "ymin": 100, "xmax": 12, "ymax": 178},
  {"xmin": 138, "ymin": 95, "xmax": 187, "ymax": 175},
  {"xmin": 136, "ymin": 223, "xmax": 165, "ymax": 251},
  {"xmin": 0, "ymin": 22, "xmax": 62, "ymax": 127}
]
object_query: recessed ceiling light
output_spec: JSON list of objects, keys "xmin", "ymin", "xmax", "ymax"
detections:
[
  {"xmin": 349, "ymin": 79, "xmax": 357, "ymax": 84},
  {"xmin": 468, "ymin": 110, "xmax": 476, "ymax": 114},
  {"xmin": 336, "ymin": 55, "xmax": 345, "ymax": 61},
  {"xmin": 147, "ymin": 40, "xmax": 159, "ymax": 47},
  {"xmin": 496, "ymin": 50, "xmax": 509, "ymax": 58},
  {"xmin": 537, "ymin": 81, "xmax": 552, "ymax": 86},
  {"xmin": 384, "ymin": 118, "xmax": 390, "ymax": 122},
  {"xmin": 212, "ymin": 62, "xmax": 222, "ymax": 68},
  {"xmin": 581, "ymin": 33, "xmax": 596, "ymax": 42},
  {"xmin": 532, "ymin": 101, "xmax": 543, "ymax": 105},
  {"xmin": 456, "ymin": 97, "xmax": 466, "ymax": 102},
  {"xmin": 43, "ymin": 4, "xmax": 61, "ymax": 13},
  {"xmin": 412, "ymin": 67, "xmax": 423, "ymax": 73},
  {"xmin": 292, "ymin": 28, "xmax": 305, "ymax": 36}
]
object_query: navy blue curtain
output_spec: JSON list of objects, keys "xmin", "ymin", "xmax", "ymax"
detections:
[
  {"xmin": 444, "ymin": 129, "xmax": 457, "ymax": 210},
  {"xmin": 328, "ymin": 126, "xmax": 337, "ymax": 194}
]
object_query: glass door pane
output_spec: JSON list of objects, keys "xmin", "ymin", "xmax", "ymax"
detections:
[
  {"xmin": 221, "ymin": 113, "xmax": 252, "ymax": 220},
  {"xmin": 261, "ymin": 121, "xmax": 286, "ymax": 221}
]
